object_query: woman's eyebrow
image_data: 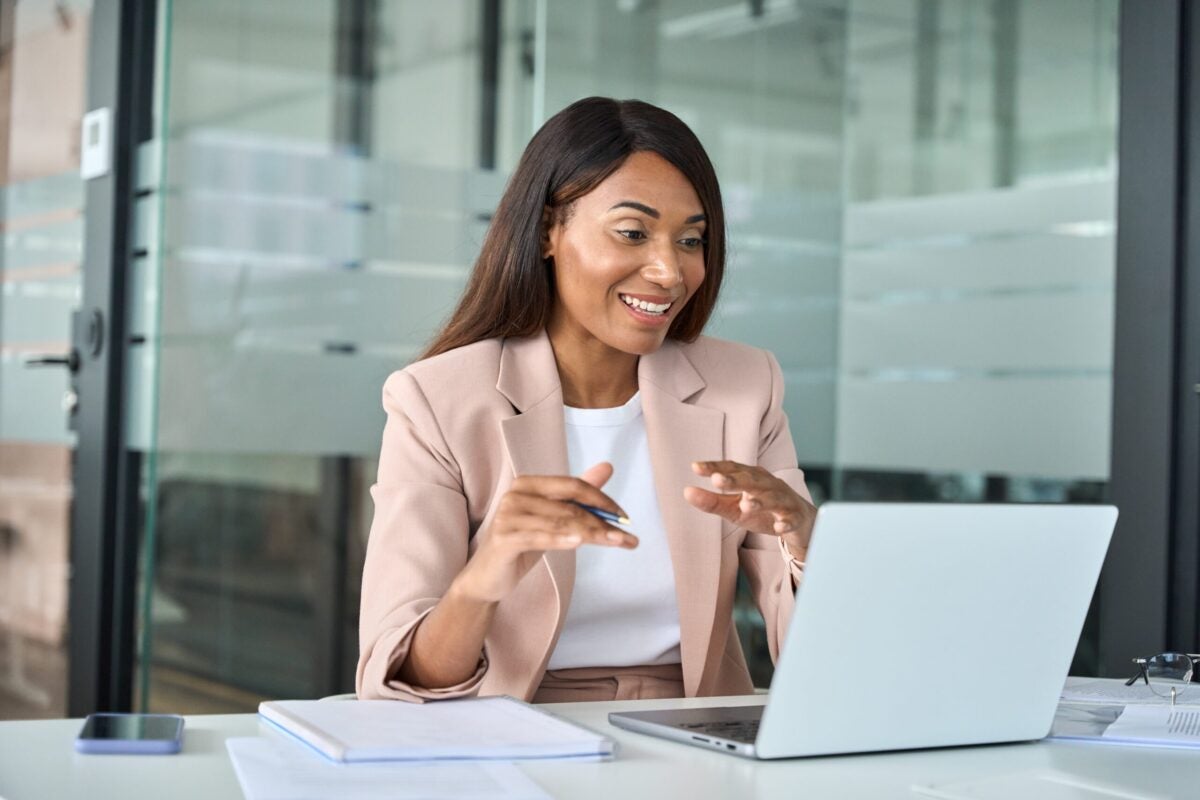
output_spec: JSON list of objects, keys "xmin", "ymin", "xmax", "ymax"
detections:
[{"xmin": 609, "ymin": 200, "xmax": 707, "ymax": 224}]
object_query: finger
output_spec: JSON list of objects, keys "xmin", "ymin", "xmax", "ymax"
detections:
[
  {"xmin": 683, "ymin": 486, "xmax": 743, "ymax": 523},
  {"xmin": 502, "ymin": 496, "xmax": 642, "ymax": 549},
  {"xmin": 773, "ymin": 512, "xmax": 814, "ymax": 544},
  {"xmin": 511, "ymin": 474, "xmax": 627, "ymax": 518},
  {"xmin": 736, "ymin": 491, "xmax": 794, "ymax": 518},
  {"xmin": 773, "ymin": 515, "xmax": 801, "ymax": 534},
  {"xmin": 709, "ymin": 467, "xmax": 771, "ymax": 493},
  {"xmin": 504, "ymin": 525, "xmax": 639, "ymax": 551},
  {"xmin": 692, "ymin": 460, "xmax": 769, "ymax": 490},
  {"xmin": 578, "ymin": 461, "xmax": 614, "ymax": 489},
  {"xmin": 740, "ymin": 486, "xmax": 792, "ymax": 513},
  {"xmin": 691, "ymin": 459, "xmax": 753, "ymax": 477},
  {"xmin": 738, "ymin": 494, "xmax": 763, "ymax": 515},
  {"xmin": 502, "ymin": 495, "xmax": 620, "ymax": 537}
]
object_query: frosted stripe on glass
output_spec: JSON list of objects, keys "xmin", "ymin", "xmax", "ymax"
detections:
[
  {"xmin": 835, "ymin": 375, "xmax": 1111, "ymax": 480},
  {"xmin": 140, "ymin": 344, "xmax": 403, "ymax": 455},
  {"xmin": 840, "ymin": 292, "xmax": 1114, "ymax": 371},
  {"xmin": 845, "ymin": 179, "xmax": 1115, "ymax": 247},
  {"xmin": 843, "ymin": 233, "xmax": 1115, "ymax": 295}
]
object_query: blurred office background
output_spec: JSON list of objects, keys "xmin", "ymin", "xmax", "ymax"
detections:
[{"xmin": 6, "ymin": 0, "xmax": 1196, "ymax": 720}]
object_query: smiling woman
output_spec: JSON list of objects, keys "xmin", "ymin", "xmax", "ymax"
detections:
[
  {"xmin": 357, "ymin": 97, "xmax": 816, "ymax": 704},
  {"xmin": 545, "ymin": 151, "xmax": 709, "ymax": 408}
]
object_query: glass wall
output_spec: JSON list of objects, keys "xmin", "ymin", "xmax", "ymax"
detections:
[
  {"xmin": 0, "ymin": 0, "xmax": 92, "ymax": 720},
  {"xmin": 130, "ymin": 0, "xmax": 1119, "ymax": 710},
  {"xmin": 132, "ymin": 0, "xmax": 505, "ymax": 711},
  {"xmin": 837, "ymin": 0, "xmax": 1116, "ymax": 508}
]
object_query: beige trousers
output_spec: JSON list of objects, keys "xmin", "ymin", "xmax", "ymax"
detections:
[{"xmin": 531, "ymin": 663, "xmax": 685, "ymax": 703}]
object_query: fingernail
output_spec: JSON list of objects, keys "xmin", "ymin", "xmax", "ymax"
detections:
[
  {"xmin": 607, "ymin": 531, "xmax": 624, "ymax": 542},
  {"xmin": 564, "ymin": 535, "xmax": 582, "ymax": 544}
]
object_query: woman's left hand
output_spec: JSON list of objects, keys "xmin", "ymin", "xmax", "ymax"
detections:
[{"xmin": 683, "ymin": 460, "xmax": 816, "ymax": 561}]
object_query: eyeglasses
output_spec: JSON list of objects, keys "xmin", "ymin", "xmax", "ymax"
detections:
[{"xmin": 1125, "ymin": 652, "xmax": 1200, "ymax": 706}]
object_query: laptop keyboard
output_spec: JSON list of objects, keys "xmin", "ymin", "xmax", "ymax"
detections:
[{"xmin": 676, "ymin": 719, "xmax": 760, "ymax": 744}]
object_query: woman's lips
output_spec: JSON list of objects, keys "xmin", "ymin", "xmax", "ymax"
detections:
[{"xmin": 619, "ymin": 296, "xmax": 672, "ymax": 327}]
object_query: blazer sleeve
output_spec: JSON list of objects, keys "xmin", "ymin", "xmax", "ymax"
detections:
[
  {"xmin": 737, "ymin": 349, "xmax": 812, "ymax": 665},
  {"xmin": 355, "ymin": 369, "xmax": 488, "ymax": 702}
]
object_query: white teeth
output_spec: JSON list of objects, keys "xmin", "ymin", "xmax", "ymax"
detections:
[{"xmin": 621, "ymin": 294, "xmax": 672, "ymax": 315}]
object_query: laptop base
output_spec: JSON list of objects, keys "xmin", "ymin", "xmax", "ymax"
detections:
[{"xmin": 608, "ymin": 705, "xmax": 761, "ymax": 759}]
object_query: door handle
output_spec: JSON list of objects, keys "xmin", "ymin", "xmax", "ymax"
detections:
[
  {"xmin": 20, "ymin": 308, "xmax": 100, "ymax": 375},
  {"xmin": 23, "ymin": 350, "xmax": 81, "ymax": 373}
]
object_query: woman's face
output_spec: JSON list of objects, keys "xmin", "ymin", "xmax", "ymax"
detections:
[{"xmin": 544, "ymin": 151, "xmax": 708, "ymax": 357}]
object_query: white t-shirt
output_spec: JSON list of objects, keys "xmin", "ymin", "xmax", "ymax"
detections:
[{"xmin": 546, "ymin": 391, "xmax": 683, "ymax": 670}]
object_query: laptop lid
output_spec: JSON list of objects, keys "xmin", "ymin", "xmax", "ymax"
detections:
[{"xmin": 754, "ymin": 502, "xmax": 1116, "ymax": 759}]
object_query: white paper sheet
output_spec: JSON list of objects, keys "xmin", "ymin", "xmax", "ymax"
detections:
[
  {"xmin": 226, "ymin": 737, "xmax": 552, "ymax": 800},
  {"xmin": 1060, "ymin": 679, "xmax": 1200, "ymax": 707},
  {"xmin": 1050, "ymin": 702, "xmax": 1200, "ymax": 750},
  {"xmin": 1101, "ymin": 705, "xmax": 1200, "ymax": 746}
]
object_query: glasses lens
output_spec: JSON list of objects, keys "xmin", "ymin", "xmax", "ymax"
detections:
[{"xmin": 1144, "ymin": 653, "xmax": 1194, "ymax": 698}]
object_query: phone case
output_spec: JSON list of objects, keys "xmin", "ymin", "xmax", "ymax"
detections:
[{"xmin": 74, "ymin": 714, "xmax": 184, "ymax": 754}]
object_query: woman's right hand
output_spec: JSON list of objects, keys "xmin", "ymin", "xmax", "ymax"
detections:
[{"xmin": 453, "ymin": 462, "xmax": 638, "ymax": 603}]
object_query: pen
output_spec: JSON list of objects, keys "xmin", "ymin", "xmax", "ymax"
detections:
[{"xmin": 572, "ymin": 502, "xmax": 631, "ymax": 526}]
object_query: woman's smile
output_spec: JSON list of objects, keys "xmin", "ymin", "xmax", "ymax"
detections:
[{"xmin": 618, "ymin": 291, "xmax": 676, "ymax": 326}]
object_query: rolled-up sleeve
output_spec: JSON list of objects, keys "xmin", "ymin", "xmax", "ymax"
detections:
[
  {"xmin": 737, "ymin": 349, "xmax": 812, "ymax": 664},
  {"xmin": 355, "ymin": 370, "xmax": 487, "ymax": 701}
]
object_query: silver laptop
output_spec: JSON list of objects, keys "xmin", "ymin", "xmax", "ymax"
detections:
[{"xmin": 609, "ymin": 502, "xmax": 1117, "ymax": 759}]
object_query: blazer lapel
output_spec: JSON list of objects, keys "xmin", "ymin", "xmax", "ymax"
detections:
[
  {"xmin": 496, "ymin": 333, "xmax": 575, "ymax": 692},
  {"xmin": 639, "ymin": 342, "xmax": 725, "ymax": 697}
]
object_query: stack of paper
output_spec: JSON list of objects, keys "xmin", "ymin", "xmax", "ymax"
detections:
[
  {"xmin": 1050, "ymin": 702, "xmax": 1200, "ymax": 749},
  {"xmin": 257, "ymin": 696, "xmax": 614, "ymax": 762},
  {"xmin": 227, "ymin": 696, "xmax": 614, "ymax": 800},
  {"xmin": 226, "ymin": 737, "xmax": 553, "ymax": 800}
]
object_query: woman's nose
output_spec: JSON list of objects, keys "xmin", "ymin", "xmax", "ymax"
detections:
[{"xmin": 641, "ymin": 245, "xmax": 683, "ymax": 287}]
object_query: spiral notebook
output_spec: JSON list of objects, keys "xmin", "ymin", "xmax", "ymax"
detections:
[{"xmin": 258, "ymin": 696, "xmax": 615, "ymax": 763}]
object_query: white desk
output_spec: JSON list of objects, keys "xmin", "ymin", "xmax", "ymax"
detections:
[{"xmin": 2, "ymin": 685, "xmax": 1198, "ymax": 799}]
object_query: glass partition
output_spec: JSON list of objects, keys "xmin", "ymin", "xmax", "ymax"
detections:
[
  {"xmin": 132, "ymin": 0, "xmax": 1119, "ymax": 709},
  {"xmin": 0, "ymin": 0, "xmax": 92, "ymax": 720}
]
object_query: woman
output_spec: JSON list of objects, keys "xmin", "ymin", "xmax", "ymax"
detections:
[{"xmin": 357, "ymin": 97, "xmax": 816, "ymax": 704}]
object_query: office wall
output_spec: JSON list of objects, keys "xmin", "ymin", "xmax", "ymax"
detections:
[{"xmin": 121, "ymin": 0, "xmax": 1118, "ymax": 710}]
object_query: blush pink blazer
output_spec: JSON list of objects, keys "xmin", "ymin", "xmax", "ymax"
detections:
[{"xmin": 356, "ymin": 330, "xmax": 810, "ymax": 702}]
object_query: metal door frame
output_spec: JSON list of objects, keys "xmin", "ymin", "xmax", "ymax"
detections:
[{"xmin": 68, "ymin": 0, "xmax": 157, "ymax": 716}]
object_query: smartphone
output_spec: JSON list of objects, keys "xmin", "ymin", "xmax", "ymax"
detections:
[{"xmin": 74, "ymin": 713, "xmax": 184, "ymax": 754}]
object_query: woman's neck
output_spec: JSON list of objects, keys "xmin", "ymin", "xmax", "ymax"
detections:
[{"xmin": 547, "ymin": 326, "xmax": 639, "ymax": 409}]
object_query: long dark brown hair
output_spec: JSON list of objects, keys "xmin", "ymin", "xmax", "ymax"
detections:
[{"xmin": 421, "ymin": 96, "xmax": 726, "ymax": 360}]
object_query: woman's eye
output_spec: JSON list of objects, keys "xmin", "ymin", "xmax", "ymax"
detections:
[
  {"xmin": 617, "ymin": 229, "xmax": 647, "ymax": 241},
  {"xmin": 679, "ymin": 237, "xmax": 705, "ymax": 249}
]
